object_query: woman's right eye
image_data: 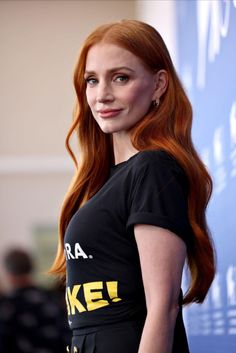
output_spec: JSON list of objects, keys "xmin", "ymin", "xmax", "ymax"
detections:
[{"xmin": 85, "ymin": 77, "xmax": 98, "ymax": 85}]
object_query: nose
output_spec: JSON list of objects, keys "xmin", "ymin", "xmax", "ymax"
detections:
[{"xmin": 96, "ymin": 81, "xmax": 114, "ymax": 103}]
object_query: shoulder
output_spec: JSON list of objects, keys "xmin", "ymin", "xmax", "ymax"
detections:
[
  {"xmin": 135, "ymin": 149, "xmax": 177, "ymax": 165},
  {"xmin": 129, "ymin": 150, "xmax": 184, "ymax": 178}
]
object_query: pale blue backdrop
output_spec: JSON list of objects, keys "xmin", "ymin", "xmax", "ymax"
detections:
[{"xmin": 177, "ymin": 1, "xmax": 236, "ymax": 352}]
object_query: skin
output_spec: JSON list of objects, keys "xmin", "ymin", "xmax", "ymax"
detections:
[
  {"xmin": 85, "ymin": 43, "xmax": 187, "ymax": 353},
  {"xmin": 84, "ymin": 43, "xmax": 167, "ymax": 164}
]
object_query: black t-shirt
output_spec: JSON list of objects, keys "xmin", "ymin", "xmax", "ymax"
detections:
[{"xmin": 64, "ymin": 150, "xmax": 192, "ymax": 349}]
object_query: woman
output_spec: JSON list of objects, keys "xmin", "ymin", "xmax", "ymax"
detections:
[{"xmin": 50, "ymin": 20, "xmax": 215, "ymax": 353}]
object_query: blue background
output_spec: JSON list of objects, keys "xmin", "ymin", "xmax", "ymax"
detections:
[{"xmin": 177, "ymin": 1, "xmax": 236, "ymax": 352}]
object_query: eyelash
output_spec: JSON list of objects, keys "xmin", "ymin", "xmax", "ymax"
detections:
[
  {"xmin": 114, "ymin": 75, "xmax": 129, "ymax": 83},
  {"xmin": 85, "ymin": 75, "xmax": 129, "ymax": 86},
  {"xmin": 85, "ymin": 77, "xmax": 97, "ymax": 85}
]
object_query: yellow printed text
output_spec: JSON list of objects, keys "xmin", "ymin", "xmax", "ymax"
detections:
[{"xmin": 66, "ymin": 280, "xmax": 122, "ymax": 315}]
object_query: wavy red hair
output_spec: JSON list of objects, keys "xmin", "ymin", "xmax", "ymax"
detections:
[{"xmin": 50, "ymin": 20, "xmax": 215, "ymax": 305}]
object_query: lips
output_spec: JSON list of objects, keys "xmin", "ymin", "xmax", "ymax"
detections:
[{"xmin": 97, "ymin": 109, "xmax": 122, "ymax": 118}]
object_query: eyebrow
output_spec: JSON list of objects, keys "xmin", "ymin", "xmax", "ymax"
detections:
[{"xmin": 84, "ymin": 66, "xmax": 135, "ymax": 76}]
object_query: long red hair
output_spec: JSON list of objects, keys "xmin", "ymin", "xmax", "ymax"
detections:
[{"xmin": 50, "ymin": 20, "xmax": 215, "ymax": 305}]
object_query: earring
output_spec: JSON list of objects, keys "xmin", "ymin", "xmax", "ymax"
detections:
[{"xmin": 152, "ymin": 98, "xmax": 160, "ymax": 108}]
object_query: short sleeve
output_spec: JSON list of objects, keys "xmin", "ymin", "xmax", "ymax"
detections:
[{"xmin": 126, "ymin": 152, "xmax": 192, "ymax": 245}]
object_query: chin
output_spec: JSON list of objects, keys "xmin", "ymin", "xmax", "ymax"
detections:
[
  {"xmin": 100, "ymin": 120, "xmax": 135, "ymax": 134},
  {"xmin": 99, "ymin": 124, "xmax": 123, "ymax": 134},
  {"xmin": 99, "ymin": 126, "xmax": 115, "ymax": 134}
]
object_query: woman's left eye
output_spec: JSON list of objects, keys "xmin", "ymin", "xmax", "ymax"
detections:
[{"xmin": 114, "ymin": 75, "xmax": 129, "ymax": 83}]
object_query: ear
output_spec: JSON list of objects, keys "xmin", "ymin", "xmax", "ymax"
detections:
[{"xmin": 152, "ymin": 70, "xmax": 168, "ymax": 100}]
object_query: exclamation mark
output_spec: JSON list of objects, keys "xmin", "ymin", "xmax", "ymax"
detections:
[{"xmin": 106, "ymin": 281, "xmax": 122, "ymax": 302}]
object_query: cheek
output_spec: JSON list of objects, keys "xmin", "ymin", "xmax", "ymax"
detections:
[
  {"xmin": 125, "ymin": 83, "xmax": 152, "ymax": 108},
  {"xmin": 86, "ymin": 88, "xmax": 94, "ymax": 109}
]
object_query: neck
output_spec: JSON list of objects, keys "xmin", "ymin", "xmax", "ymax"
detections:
[{"xmin": 112, "ymin": 131, "xmax": 139, "ymax": 165}]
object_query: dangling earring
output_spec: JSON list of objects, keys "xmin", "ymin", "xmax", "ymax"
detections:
[{"xmin": 152, "ymin": 98, "xmax": 160, "ymax": 108}]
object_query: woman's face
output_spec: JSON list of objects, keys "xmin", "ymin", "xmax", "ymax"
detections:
[{"xmin": 84, "ymin": 43, "xmax": 158, "ymax": 134}]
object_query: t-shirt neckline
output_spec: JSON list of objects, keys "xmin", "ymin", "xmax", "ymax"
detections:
[{"xmin": 110, "ymin": 152, "xmax": 141, "ymax": 170}]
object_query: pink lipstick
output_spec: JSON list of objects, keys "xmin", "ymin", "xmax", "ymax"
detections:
[{"xmin": 97, "ymin": 109, "xmax": 122, "ymax": 118}]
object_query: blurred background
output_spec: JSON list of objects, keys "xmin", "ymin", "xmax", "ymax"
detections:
[{"xmin": 0, "ymin": 1, "xmax": 235, "ymax": 352}]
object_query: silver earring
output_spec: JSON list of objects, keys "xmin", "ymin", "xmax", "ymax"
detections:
[{"xmin": 152, "ymin": 98, "xmax": 160, "ymax": 108}]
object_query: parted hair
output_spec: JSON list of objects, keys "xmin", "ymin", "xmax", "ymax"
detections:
[{"xmin": 50, "ymin": 20, "xmax": 215, "ymax": 305}]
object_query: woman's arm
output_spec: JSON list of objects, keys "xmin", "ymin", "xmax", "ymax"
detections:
[{"xmin": 134, "ymin": 224, "xmax": 187, "ymax": 353}]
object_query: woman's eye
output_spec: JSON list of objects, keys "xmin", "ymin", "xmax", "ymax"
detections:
[
  {"xmin": 114, "ymin": 75, "xmax": 129, "ymax": 83},
  {"xmin": 85, "ymin": 77, "xmax": 98, "ymax": 85}
]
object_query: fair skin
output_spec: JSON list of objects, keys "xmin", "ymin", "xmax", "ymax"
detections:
[
  {"xmin": 85, "ymin": 43, "xmax": 187, "ymax": 353},
  {"xmin": 85, "ymin": 42, "xmax": 166, "ymax": 164}
]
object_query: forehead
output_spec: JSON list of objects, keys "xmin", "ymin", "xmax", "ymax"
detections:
[{"xmin": 85, "ymin": 43, "xmax": 144, "ymax": 71}]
